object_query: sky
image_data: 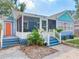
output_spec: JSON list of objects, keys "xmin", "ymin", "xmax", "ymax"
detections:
[{"xmin": 19, "ymin": 0, "xmax": 75, "ymax": 16}]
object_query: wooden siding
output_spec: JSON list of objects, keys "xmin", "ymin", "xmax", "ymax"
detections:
[{"xmin": 57, "ymin": 11, "xmax": 74, "ymax": 31}]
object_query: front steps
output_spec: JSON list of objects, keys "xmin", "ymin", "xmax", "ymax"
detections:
[
  {"xmin": 2, "ymin": 37, "xmax": 19, "ymax": 48},
  {"xmin": 49, "ymin": 37, "xmax": 60, "ymax": 46}
]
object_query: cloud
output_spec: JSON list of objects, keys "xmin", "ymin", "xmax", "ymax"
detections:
[
  {"xmin": 48, "ymin": 0, "xmax": 56, "ymax": 2},
  {"xmin": 42, "ymin": 0, "xmax": 56, "ymax": 4},
  {"xmin": 19, "ymin": 0, "xmax": 35, "ymax": 9}
]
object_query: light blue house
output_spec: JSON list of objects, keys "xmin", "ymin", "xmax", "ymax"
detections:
[
  {"xmin": 0, "ymin": 16, "xmax": 19, "ymax": 48},
  {"xmin": 49, "ymin": 10, "xmax": 74, "ymax": 39}
]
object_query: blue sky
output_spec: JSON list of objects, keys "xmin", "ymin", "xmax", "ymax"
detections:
[{"xmin": 19, "ymin": 0, "xmax": 75, "ymax": 16}]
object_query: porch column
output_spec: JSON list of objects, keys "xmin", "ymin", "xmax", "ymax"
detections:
[
  {"xmin": 59, "ymin": 33, "xmax": 62, "ymax": 43},
  {"xmin": 22, "ymin": 14, "xmax": 24, "ymax": 39},
  {"xmin": 22, "ymin": 14, "xmax": 23, "ymax": 32},
  {"xmin": 40, "ymin": 18, "xmax": 42, "ymax": 30},
  {"xmin": 46, "ymin": 19, "xmax": 48, "ymax": 32}
]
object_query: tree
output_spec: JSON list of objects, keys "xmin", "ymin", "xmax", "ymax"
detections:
[
  {"xmin": 19, "ymin": 2, "xmax": 26, "ymax": 12},
  {"xmin": 0, "ymin": 0, "xmax": 15, "ymax": 16},
  {"xmin": 74, "ymin": 0, "xmax": 79, "ymax": 19}
]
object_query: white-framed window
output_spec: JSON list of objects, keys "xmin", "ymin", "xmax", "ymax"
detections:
[{"xmin": 42, "ymin": 20, "xmax": 46, "ymax": 31}]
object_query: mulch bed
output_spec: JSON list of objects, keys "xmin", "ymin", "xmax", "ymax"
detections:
[{"xmin": 20, "ymin": 45, "xmax": 57, "ymax": 59}]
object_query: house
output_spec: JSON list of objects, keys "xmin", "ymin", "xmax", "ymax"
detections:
[
  {"xmin": 16, "ymin": 10, "xmax": 74, "ymax": 46},
  {"xmin": 16, "ymin": 13, "xmax": 57, "ymax": 45},
  {"xmin": 49, "ymin": 10, "xmax": 74, "ymax": 39},
  {"xmin": 74, "ymin": 20, "xmax": 79, "ymax": 37},
  {"xmin": 16, "ymin": 13, "xmax": 56, "ymax": 39},
  {"xmin": 0, "ymin": 10, "xmax": 75, "ymax": 48},
  {"xmin": 0, "ymin": 15, "xmax": 19, "ymax": 48}
]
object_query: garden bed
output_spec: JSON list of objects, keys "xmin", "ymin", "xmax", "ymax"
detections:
[{"xmin": 21, "ymin": 46, "xmax": 57, "ymax": 59}]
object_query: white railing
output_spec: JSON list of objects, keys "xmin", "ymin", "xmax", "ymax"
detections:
[
  {"xmin": 39, "ymin": 29, "xmax": 62, "ymax": 46},
  {"xmin": 1, "ymin": 30, "xmax": 3, "ymax": 48},
  {"xmin": 54, "ymin": 30, "xmax": 61, "ymax": 43}
]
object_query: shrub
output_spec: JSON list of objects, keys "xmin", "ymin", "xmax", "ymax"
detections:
[
  {"xmin": 63, "ymin": 36, "xmax": 67, "ymax": 40},
  {"xmin": 56, "ymin": 29, "xmax": 63, "ymax": 33},
  {"xmin": 27, "ymin": 29, "xmax": 44, "ymax": 46}
]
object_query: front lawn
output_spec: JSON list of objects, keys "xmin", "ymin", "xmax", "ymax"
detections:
[
  {"xmin": 65, "ymin": 38, "xmax": 79, "ymax": 48},
  {"xmin": 67, "ymin": 39, "xmax": 79, "ymax": 45}
]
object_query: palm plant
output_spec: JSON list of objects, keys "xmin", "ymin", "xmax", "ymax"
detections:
[
  {"xmin": 19, "ymin": 3, "xmax": 26, "ymax": 12},
  {"xmin": 19, "ymin": 3, "xmax": 26, "ymax": 32},
  {"xmin": 28, "ymin": 29, "xmax": 44, "ymax": 46}
]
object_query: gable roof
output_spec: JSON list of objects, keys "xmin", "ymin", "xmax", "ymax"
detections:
[{"xmin": 49, "ymin": 10, "xmax": 75, "ymax": 20}]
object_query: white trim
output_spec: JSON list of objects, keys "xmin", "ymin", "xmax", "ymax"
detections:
[
  {"xmin": 47, "ymin": 34, "xmax": 50, "ymax": 46},
  {"xmin": 16, "ymin": 32, "xmax": 31, "ymax": 39},
  {"xmin": 40, "ymin": 18, "xmax": 42, "ymax": 30},
  {"xmin": 46, "ymin": 19, "xmax": 48, "ymax": 32},
  {"xmin": 22, "ymin": 14, "xmax": 24, "ymax": 39},
  {"xmin": 22, "ymin": 14, "xmax": 24, "ymax": 32},
  {"xmin": 1, "ymin": 30, "xmax": 3, "ymax": 48},
  {"xmin": 59, "ymin": 33, "xmax": 61, "ymax": 43}
]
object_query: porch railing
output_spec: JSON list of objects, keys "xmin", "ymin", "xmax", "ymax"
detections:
[{"xmin": 54, "ymin": 30, "xmax": 61, "ymax": 43}]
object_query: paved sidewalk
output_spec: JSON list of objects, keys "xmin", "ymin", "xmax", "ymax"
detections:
[
  {"xmin": 0, "ymin": 46, "xmax": 30, "ymax": 59},
  {"xmin": 43, "ymin": 44, "xmax": 79, "ymax": 59},
  {"xmin": 0, "ymin": 45, "xmax": 79, "ymax": 59}
]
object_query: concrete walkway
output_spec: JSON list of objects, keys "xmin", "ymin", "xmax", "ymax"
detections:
[
  {"xmin": 0, "ymin": 46, "xmax": 30, "ymax": 59},
  {"xmin": 0, "ymin": 45, "xmax": 79, "ymax": 59},
  {"xmin": 43, "ymin": 44, "xmax": 79, "ymax": 59}
]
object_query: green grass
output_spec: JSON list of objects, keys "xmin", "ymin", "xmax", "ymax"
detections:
[
  {"xmin": 66, "ymin": 39, "xmax": 79, "ymax": 47},
  {"xmin": 67, "ymin": 39, "xmax": 79, "ymax": 44}
]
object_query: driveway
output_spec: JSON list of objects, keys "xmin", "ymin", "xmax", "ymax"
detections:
[
  {"xmin": 0, "ymin": 45, "xmax": 79, "ymax": 59},
  {"xmin": 43, "ymin": 44, "xmax": 79, "ymax": 59},
  {"xmin": 0, "ymin": 46, "xmax": 30, "ymax": 59}
]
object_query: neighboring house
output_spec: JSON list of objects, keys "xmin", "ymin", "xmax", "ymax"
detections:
[
  {"xmin": 0, "ymin": 15, "xmax": 18, "ymax": 48},
  {"xmin": 49, "ymin": 10, "xmax": 74, "ymax": 39},
  {"xmin": 74, "ymin": 20, "xmax": 79, "ymax": 37}
]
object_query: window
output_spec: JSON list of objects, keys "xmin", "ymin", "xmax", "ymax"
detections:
[
  {"xmin": 42, "ymin": 20, "xmax": 46, "ymax": 30},
  {"xmin": 23, "ymin": 22, "xmax": 28, "ymax": 32},
  {"xmin": 17, "ymin": 19, "xmax": 22, "ymax": 32}
]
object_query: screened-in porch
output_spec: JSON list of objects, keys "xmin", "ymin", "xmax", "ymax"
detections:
[{"xmin": 16, "ymin": 15, "xmax": 56, "ymax": 39}]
